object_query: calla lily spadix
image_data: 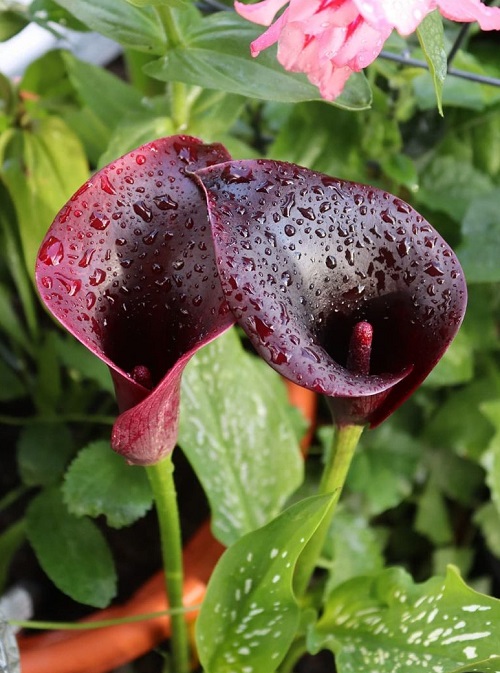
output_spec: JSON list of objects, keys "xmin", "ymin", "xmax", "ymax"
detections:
[
  {"xmin": 36, "ymin": 136, "xmax": 234, "ymax": 465},
  {"xmin": 193, "ymin": 159, "xmax": 467, "ymax": 427}
]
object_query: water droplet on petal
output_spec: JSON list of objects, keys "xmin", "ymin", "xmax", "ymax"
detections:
[
  {"xmin": 89, "ymin": 268, "xmax": 107, "ymax": 286},
  {"xmin": 153, "ymin": 194, "xmax": 178, "ymax": 211},
  {"xmin": 39, "ymin": 236, "xmax": 64, "ymax": 266},
  {"xmin": 100, "ymin": 175, "xmax": 117, "ymax": 195},
  {"xmin": 133, "ymin": 201, "xmax": 153, "ymax": 222},
  {"xmin": 325, "ymin": 255, "xmax": 337, "ymax": 270},
  {"xmin": 90, "ymin": 212, "xmax": 110, "ymax": 231},
  {"xmin": 135, "ymin": 154, "xmax": 146, "ymax": 165}
]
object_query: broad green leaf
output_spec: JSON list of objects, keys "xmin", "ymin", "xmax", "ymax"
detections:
[
  {"xmin": 98, "ymin": 113, "xmax": 175, "ymax": 168},
  {"xmin": 451, "ymin": 658, "xmax": 500, "ymax": 673},
  {"xmin": 346, "ymin": 424, "xmax": 421, "ymax": 516},
  {"xmin": 26, "ymin": 487, "xmax": 116, "ymax": 608},
  {"xmin": 178, "ymin": 328, "xmax": 303, "ymax": 546},
  {"xmin": 17, "ymin": 422, "xmax": 74, "ymax": 487},
  {"xmin": 144, "ymin": 12, "xmax": 372, "ymax": 108},
  {"xmin": 29, "ymin": 0, "xmax": 89, "ymax": 32},
  {"xmin": 414, "ymin": 478, "xmax": 453, "ymax": 545},
  {"xmin": 0, "ymin": 358, "xmax": 25, "ymax": 402},
  {"xmin": 0, "ymin": 116, "xmax": 88, "ymax": 278},
  {"xmin": 51, "ymin": 0, "xmax": 166, "ymax": 53},
  {"xmin": 309, "ymin": 566, "xmax": 500, "ymax": 673},
  {"xmin": 322, "ymin": 509, "xmax": 386, "ymax": 593},
  {"xmin": 61, "ymin": 52, "xmax": 146, "ymax": 131},
  {"xmin": 424, "ymin": 376, "xmax": 500, "ymax": 460},
  {"xmin": 474, "ymin": 502, "xmax": 500, "ymax": 558},
  {"xmin": 197, "ymin": 494, "xmax": 333, "ymax": 673},
  {"xmin": 458, "ymin": 189, "xmax": 500, "ymax": 283},
  {"xmin": 0, "ymin": 283, "xmax": 32, "ymax": 353},
  {"xmin": 54, "ymin": 332, "xmax": 114, "ymax": 393},
  {"xmin": 416, "ymin": 11, "xmax": 446, "ymax": 115},
  {"xmin": 424, "ymin": 330, "xmax": 474, "ymax": 388},
  {"xmin": 0, "ymin": 10, "xmax": 28, "ymax": 42},
  {"xmin": 479, "ymin": 400, "xmax": 500, "ymax": 519},
  {"xmin": 63, "ymin": 441, "xmax": 153, "ymax": 528},
  {"xmin": 0, "ymin": 520, "xmax": 25, "ymax": 592},
  {"xmin": 416, "ymin": 156, "xmax": 493, "ymax": 222}
]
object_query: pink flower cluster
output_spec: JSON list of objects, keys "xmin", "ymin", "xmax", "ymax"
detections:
[{"xmin": 235, "ymin": 0, "xmax": 500, "ymax": 100}]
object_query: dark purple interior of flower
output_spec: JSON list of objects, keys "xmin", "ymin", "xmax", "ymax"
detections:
[
  {"xmin": 36, "ymin": 136, "xmax": 234, "ymax": 389},
  {"xmin": 194, "ymin": 159, "xmax": 467, "ymax": 420}
]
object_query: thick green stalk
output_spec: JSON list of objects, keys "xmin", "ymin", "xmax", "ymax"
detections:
[
  {"xmin": 293, "ymin": 424, "xmax": 364, "ymax": 598},
  {"xmin": 146, "ymin": 457, "xmax": 190, "ymax": 673},
  {"xmin": 155, "ymin": 4, "xmax": 189, "ymax": 130}
]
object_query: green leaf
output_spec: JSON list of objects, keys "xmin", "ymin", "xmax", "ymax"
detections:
[
  {"xmin": 61, "ymin": 52, "xmax": 146, "ymax": 131},
  {"xmin": 424, "ymin": 376, "xmax": 500, "ymax": 460},
  {"xmin": 414, "ymin": 478, "xmax": 453, "ymax": 545},
  {"xmin": 0, "ymin": 358, "xmax": 25, "ymax": 401},
  {"xmin": 178, "ymin": 328, "xmax": 303, "ymax": 546},
  {"xmin": 416, "ymin": 11, "xmax": 446, "ymax": 116},
  {"xmin": 309, "ymin": 566, "xmax": 500, "ymax": 673},
  {"xmin": 144, "ymin": 12, "xmax": 371, "ymax": 108},
  {"xmin": 26, "ymin": 487, "xmax": 116, "ymax": 608},
  {"xmin": 54, "ymin": 333, "xmax": 114, "ymax": 393},
  {"xmin": 474, "ymin": 502, "xmax": 500, "ymax": 558},
  {"xmin": 458, "ymin": 189, "xmax": 500, "ymax": 284},
  {"xmin": 0, "ymin": 283, "xmax": 32, "ymax": 353},
  {"xmin": 97, "ymin": 113, "xmax": 175, "ymax": 168},
  {"xmin": 479, "ymin": 400, "xmax": 500, "ymax": 519},
  {"xmin": 63, "ymin": 441, "xmax": 153, "ymax": 528},
  {"xmin": 196, "ymin": 494, "xmax": 333, "ymax": 673},
  {"xmin": 424, "ymin": 330, "xmax": 474, "ymax": 388},
  {"xmin": 0, "ymin": 10, "xmax": 29, "ymax": 42},
  {"xmin": 51, "ymin": 0, "xmax": 166, "ymax": 53},
  {"xmin": 0, "ymin": 117, "xmax": 89, "ymax": 278},
  {"xmin": 416, "ymin": 155, "xmax": 493, "ymax": 222},
  {"xmin": 346, "ymin": 423, "xmax": 421, "ymax": 516},
  {"xmin": 451, "ymin": 658, "xmax": 500, "ymax": 673},
  {"xmin": 17, "ymin": 422, "xmax": 74, "ymax": 487},
  {"xmin": 0, "ymin": 520, "xmax": 26, "ymax": 592},
  {"xmin": 322, "ymin": 509, "xmax": 386, "ymax": 593}
]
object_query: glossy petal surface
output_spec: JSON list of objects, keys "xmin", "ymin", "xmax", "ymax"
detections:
[
  {"xmin": 36, "ymin": 136, "xmax": 234, "ymax": 464},
  {"xmin": 194, "ymin": 159, "xmax": 467, "ymax": 427}
]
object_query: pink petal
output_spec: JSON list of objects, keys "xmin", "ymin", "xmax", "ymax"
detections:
[
  {"xmin": 438, "ymin": 0, "xmax": 500, "ymax": 29},
  {"xmin": 234, "ymin": 0, "xmax": 289, "ymax": 26},
  {"xmin": 250, "ymin": 10, "xmax": 288, "ymax": 55},
  {"xmin": 354, "ymin": 0, "xmax": 436, "ymax": 35},
  {"xmin": 288, "ymin": 0, "xmax": 359, "ymax": 27},
  {"xmin": 332, "ymin": 18, "xmax": 391, "ymax": 69}
]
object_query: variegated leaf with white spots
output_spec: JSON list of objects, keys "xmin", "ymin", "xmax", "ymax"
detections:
[
  {"xmin": 308, "ymin": 566, "xmax": 500, "ymax": 673},
  {"xmin": 178, "ymin": 327, "xmax": 304, "ymax": 546},
  {"xmin": 196, "ymin": 494, "xmax": 333, "ymax": 673}
]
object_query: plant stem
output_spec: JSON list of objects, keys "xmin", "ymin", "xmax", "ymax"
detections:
[
  {"xmin": 293, "ymin": 424, "xmax": 364, "ymax": 598},
  {"xmin": 146, "ymin": 457, "xmax": 191, "ymax": 673},
  {"xmin": 155, "ymin": 4, "xmax": 190, "ymax": 130}
]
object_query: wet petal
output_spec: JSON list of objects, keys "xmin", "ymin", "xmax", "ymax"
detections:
[
  {"xmin": 36, "ymin": 135, "xmax": 234, "ymax": 464},
  {"xmin": 193, "ymin": 159, "xmax": 467, "ymax": 427}
]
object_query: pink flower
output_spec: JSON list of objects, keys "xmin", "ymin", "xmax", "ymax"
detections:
[{"xmin": 235, "ymin": 0, "xmax": 500, "ymax": 100}]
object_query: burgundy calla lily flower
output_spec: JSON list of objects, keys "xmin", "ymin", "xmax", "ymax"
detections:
[
  {"xmin": 35, "ymin": 136, "xmax": 234, "ymax": 464},
  {"xmin": 192, "ymin": 159, "xmax": 467, "ymax": 427}
]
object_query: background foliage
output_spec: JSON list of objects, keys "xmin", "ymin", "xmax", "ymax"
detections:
[{"xmin": 1, "ymin": 1, "xmax": 500, "ymax": 671}]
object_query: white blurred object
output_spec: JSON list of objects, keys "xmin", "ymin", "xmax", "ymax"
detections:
[
  {"xmin": 0, "ymin": 611, "xmax": 20, "ymax": 673},
  {"xmin": 0, "ymin": 585, "xmax": 33, "ymax": 634},
  {"xmin": 0, "ymin": 13, "xmax": 122, "ymax": 77}
]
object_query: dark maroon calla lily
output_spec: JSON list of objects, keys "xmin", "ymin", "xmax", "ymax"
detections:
[
  {"xmin": 192, "ymin": 159, "xmax": 467, "ymax": 427},
  {"xmin": 36, "ymin": 136, "xmax": 234, "ymax": 464}
]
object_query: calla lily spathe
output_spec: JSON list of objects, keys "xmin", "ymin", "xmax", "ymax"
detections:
[
  {"xmin": 36, "ymin": 136, "xmax": 234, "ymax": 465},
  {"xmin": 193, "ymin": 159, "xmax": 467, "ymax": 427}
]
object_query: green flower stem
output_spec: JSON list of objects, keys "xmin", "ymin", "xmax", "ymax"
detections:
[
  {"xmin": 293, "ymin": 424, "xmax": 364, "ymax": 598},
  {"xmin": 10, "ymin": 604, "xmax": 200, "ymax": 632},
  {"xmin": 155, "ymin": 4, "xmax": 189, "ymax": 130},
  {"xmin": 146, "ymin": 457, "xmax": 190, "ymax": 673}
]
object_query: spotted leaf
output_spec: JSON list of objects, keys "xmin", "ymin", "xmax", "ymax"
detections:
[{"xmin": 308, "ymin": 566, "xmax": 500, "ymax": 673}]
